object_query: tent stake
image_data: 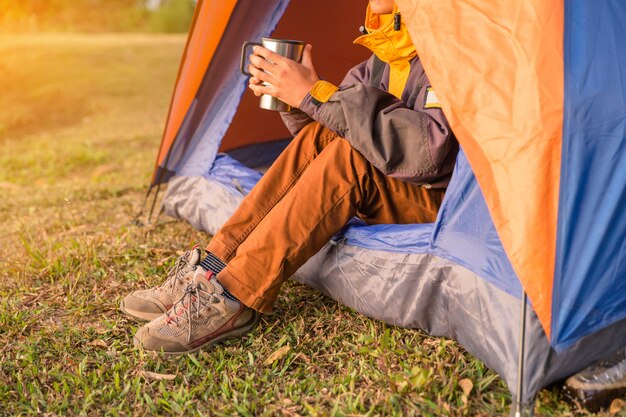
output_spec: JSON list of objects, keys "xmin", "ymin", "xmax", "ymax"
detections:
[
  {"xmin": 130, "ymin": 185, "xmax": 154, "ymax": 226},
  {"xmin": 146, "ymin": 182, "xmax": 163, "ymax": 225},
  {"xmin": 514, "ymin": 290, "xmax": 528, "ymax": 417}
]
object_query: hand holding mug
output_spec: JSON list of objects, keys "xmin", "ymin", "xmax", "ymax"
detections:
[
  {"xmin": 241, "ymin": 38, "xmax": 319, "ymax": 111},
  {"xmin": 247, "ymin": 44, "xmax": 319, "ymax": 109}
]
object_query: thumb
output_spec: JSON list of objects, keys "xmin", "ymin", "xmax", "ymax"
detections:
[{"xmin": 301, "ymin": 44, "xmax": 314, "ymax": 69}]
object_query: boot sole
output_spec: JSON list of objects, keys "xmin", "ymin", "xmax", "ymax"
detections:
[
  {"xmin": 119, "ymin": 300, "xmax": 165, "ymax": 322},
  {"xmin": 134, "ymin": 312, "xmax": 259, "ymax": 356},
  {"xmin": 564, "ymin": 385, "xmax": 626, "ymax": 412}
]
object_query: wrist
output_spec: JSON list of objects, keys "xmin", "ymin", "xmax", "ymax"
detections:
[{"xmin": 290, "ymin": 78, "xmax": 318, "ymax": 108}]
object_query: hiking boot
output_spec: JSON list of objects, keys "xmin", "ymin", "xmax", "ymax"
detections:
[
  {"xmin": 133, "ymin": 268, "xmax": 258, "ymax": 355},
  {"xmin": 120, "ymin": 247, "xmax": 203, "ymax": 321},
  {"xmin": 564, "ymin": 347, "xmax": 626, "ymax": 411}
]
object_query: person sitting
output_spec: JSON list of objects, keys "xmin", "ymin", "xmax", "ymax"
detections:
[{"xmin": 120, "ymin": 0, "xmax": 458, "ymax": 355}]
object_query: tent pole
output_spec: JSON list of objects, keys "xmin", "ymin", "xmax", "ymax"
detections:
[{"xmin": 514, "ymin": 290, "xmax": 528, "ymax": 417}]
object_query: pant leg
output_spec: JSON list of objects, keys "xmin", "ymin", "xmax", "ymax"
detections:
[
  {"xmin": 207, "ymin": 122, "xmax": 336, "ymax": 262},
  {"xmin": 217, "ymin": 137, "xmax": 445, "ymax": 312}
]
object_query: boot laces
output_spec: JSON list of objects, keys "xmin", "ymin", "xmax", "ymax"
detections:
[
  {"xmin": 163, "ymin": 252, "xmax": 193, "ymax": 291},
  {"xmin": 165, "ymin": 282, "xmax": 220, "ymax": 342}
]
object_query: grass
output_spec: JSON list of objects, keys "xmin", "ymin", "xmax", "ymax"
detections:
[{"xmin": 0, "ymin": 33, "xmax": 620, "ymax": 417}]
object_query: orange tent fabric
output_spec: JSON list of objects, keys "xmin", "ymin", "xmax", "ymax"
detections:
[
  {"xmin": 397, "ymin": 0, "xmax": 564, "ymax": 337},
  {"xmin": 153, "ymin": 0, "xmax": 238, "ymax": 182}
]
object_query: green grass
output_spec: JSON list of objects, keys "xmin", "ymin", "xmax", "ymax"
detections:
[{"xmin": 0, "ymin": 34, "xmax": 619, "ymax": 417}]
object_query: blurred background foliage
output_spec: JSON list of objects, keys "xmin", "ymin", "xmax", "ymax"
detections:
[{"xmin": 0, "ymin": 0, "xmax": 196, "ymax": 33}]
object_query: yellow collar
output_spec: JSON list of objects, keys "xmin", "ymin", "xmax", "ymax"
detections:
[{"xmin": 353, "ymin": 4, "xmax": 417, "ymax": 64}]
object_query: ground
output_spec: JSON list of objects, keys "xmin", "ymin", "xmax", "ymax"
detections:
[{"xmin": 0, "ymin": 34, "xmax": 618, "ymax": 417}]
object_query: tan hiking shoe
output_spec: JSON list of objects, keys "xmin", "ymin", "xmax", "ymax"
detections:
[
  {"xmin": 120, "ymin": 247, "xmax": 203, "ymax": 321},
  {"xmin": 133, "ymin": 268, "xmax": 258, "ymax": 355}
]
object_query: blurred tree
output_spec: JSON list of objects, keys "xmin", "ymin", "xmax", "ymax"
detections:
[
  {"xmin": 146, "ymin": 0, "xmax": 164, "ymax": 11},
  {"xmin": 0, "ymin": 0, "xmax": 195, "ymax": 33},
  {"xmin": 146, "ymin": 0, "xmax": 195, "ymax": 33}
]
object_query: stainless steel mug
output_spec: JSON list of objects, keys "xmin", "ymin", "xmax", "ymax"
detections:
[{"xmin": 240, "ymin": 37, "xmax": 305, "ymax": 112}]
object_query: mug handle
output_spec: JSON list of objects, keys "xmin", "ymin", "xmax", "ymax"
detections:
[{"xmin": 240, "ymin": 41, "xmax": 262, "ymax": 76}]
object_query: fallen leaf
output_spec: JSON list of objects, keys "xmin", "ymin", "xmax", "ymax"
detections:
[
  {"xmin": 139, "ymin": 370, "xmax": 177, "ymax": 381},
  {"xmin": 264, "ymin": 345, "xmax": 291, "ymax": 365},
  {"xmin": 88, "ymin": 339, "xmax": 108, "ymax": 348},
  {"xmin": 459, "ymin": 378, "xmax": 474, "ymax": 396},
  {"xmin": 610, "ymin": 398, "xmax": 625, "ymax": 415}
]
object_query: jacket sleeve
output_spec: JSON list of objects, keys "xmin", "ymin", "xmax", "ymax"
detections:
[
  {"xmin": 298, "ymin": 77, "xmax": 456, "ymax": 186},
  {"xmin": 279, "ymin": 59, "xmax": 372, "ymax": 137},
  {"xmin": 279, "ymin": 109, "xmax": 314, "ymax": 137}
]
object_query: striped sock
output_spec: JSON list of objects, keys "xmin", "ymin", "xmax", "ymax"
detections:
[
  {"xmin": 199, "ymin": 252, "xmax": 226, "ymax": 274},
  {"xmin": 216, "ymin": 279, "xmax": 239, "ymax": 302},
  {"xmin": 199, "ymin": 252, "xmax": 238, "ymax": 302}
]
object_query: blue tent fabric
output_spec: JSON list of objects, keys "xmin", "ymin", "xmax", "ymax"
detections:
[
  {"xmin": 208, "ymin": 154, "xmax": 262, "ymax": 196},
  {"xmin": 554, "ymin": 0, "xmax": 626, "ymax": 350},
  {"xmin": 339, "ymin": 151, "xmax": 522, "ymax": 298},
  {"xmin": 173, "ymin": 1, "xmax": 289, "ymax": 179}
]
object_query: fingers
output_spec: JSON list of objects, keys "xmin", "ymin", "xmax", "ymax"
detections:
[
  {"xmin": 252, "ymin": 45, "xmax": 285, "ymax": 65},
  {"xmin": 249, "ymin": 81, "xmax": 272, "ymax": 97},
  {"xmin": 249, "ymin": 53, "xmax": 275, "ymax": 73},
  {"xmin": 249, "ymin": 76, "xmax": 263, "ymax": 85},
  {"xmin": 247, "ymin": 48, "xmax": 279, "ymax": 84},
  {"xmin": 249, "ymin": 76, "xmax": 266, "ymax": 96},
  {"xmin": 247, "ymin": 63, "xmax": 275, "ymax": 84},
  {"xmin": 301, "ymin": 44, "xmax": 314, "ymax": 69}
]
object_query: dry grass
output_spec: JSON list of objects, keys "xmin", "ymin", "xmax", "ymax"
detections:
[{"xmin": 0, "ymin": 34, "xmax": 618, "ymax": 417}]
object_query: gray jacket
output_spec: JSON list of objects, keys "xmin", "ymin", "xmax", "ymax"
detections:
[{"xmin": 281, "ymin": 55, "xmax": 458, "ymax": 188}]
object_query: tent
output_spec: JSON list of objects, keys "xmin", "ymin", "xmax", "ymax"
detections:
[{"xmin": 145, "ymin": 0, "xmax": 626, "ymax": 413}]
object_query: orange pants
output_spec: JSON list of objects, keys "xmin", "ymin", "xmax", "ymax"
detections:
[{"xmin": 207, "ymin": 122, "xmax": 445, "ymax": 312}]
